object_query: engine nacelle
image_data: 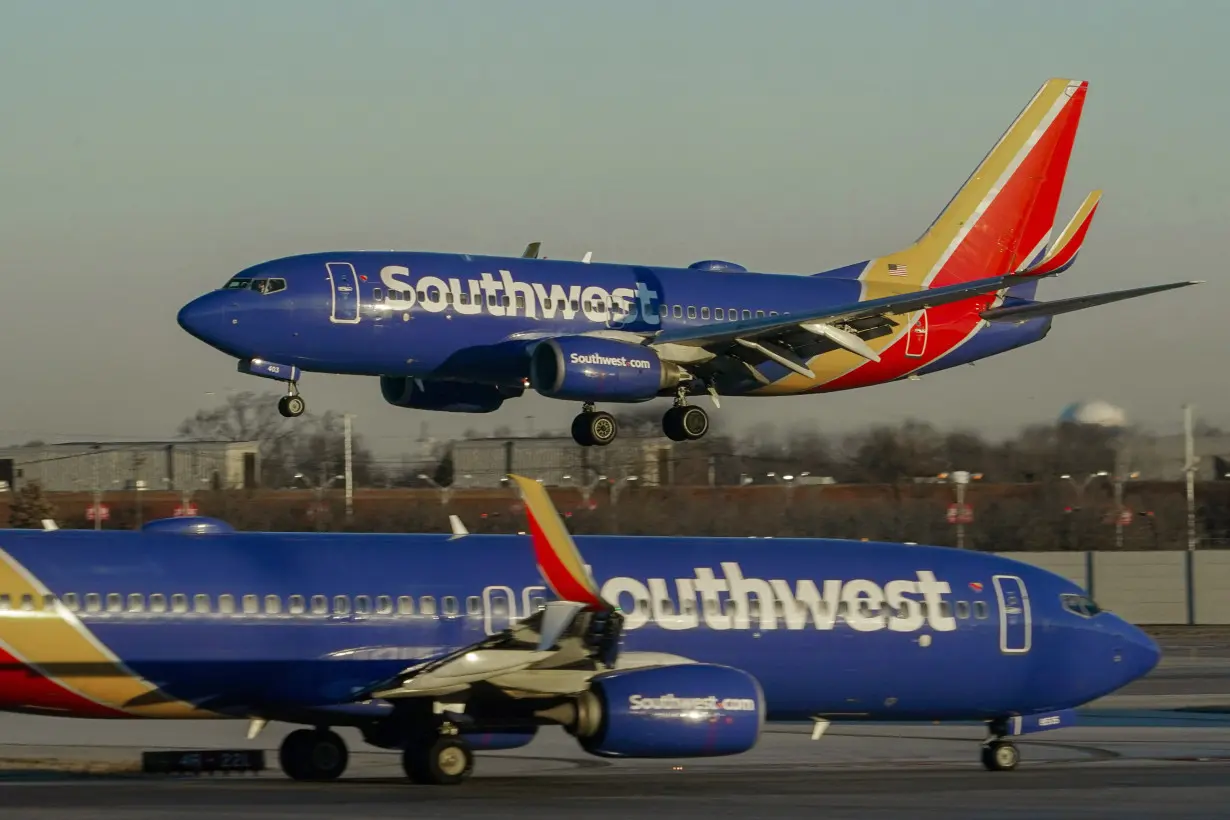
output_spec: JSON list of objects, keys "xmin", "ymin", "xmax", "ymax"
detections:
[
  {"xmin": 529, "ymin": 337, "xmax": 684, "ymax": 403},
  {"xmin": 688, "ymin": 260, "xmax": 749, "ymax": 273},
  {"xmin": 379, "ymin": 377, "xmax": 517, "ymax": 414},
  {"xmin": 569, "ymin": 663, "xmax": 764, "ymax": 758}
]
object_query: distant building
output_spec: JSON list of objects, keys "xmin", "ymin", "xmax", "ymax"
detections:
[
  {"xmin": 1130, "ymin": 434, "xmax": 1230, "ymax": 482},
  {"xmin": 449, "ymin": 435, "xmax": 673, "ymax": 489},
  {"xmin": 0, "ymin": 441, "xmax": 261, "ymax": 493}
]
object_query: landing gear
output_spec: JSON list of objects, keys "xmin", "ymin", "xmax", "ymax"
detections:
[
  {"xmin": 571, "ymin": 404, "xmax": 618, "ymax": 447},
  {"xmin": 662, "ymin": 404, "xmax": 709, "ymax": 441},
  {"xmin": 980, "ymin": 739, "xmax": 1020, "ymax": 771},
  {"xmin": 402, "ymin": 735, "xmax": 475, "ymax": 785},
  {"xmin": 278, "ymin": 727, "xmax": 348, "ymax": 781},
  {"xmin": 277, "ymin": 383, "xmax": 306, "ymax": 418}
]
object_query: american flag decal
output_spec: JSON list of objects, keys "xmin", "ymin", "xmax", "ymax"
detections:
[{"xmin": 887, "ymin": 263, "xmax": 908, "ymax": 276}]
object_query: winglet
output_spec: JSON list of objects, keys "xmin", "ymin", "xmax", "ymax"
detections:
[
  {"xmin": 448, "ymin": 514, "xmax": 469, "ymax": 539},
  {"xmin": 40, "ymin": 519, "xmax": 58, "ymax": 532},
  {"xmin": 522, "ymin": 241, "xmax": 542, "ymax": 259},
  {"xmin": 508, "ymin": 474, "xmax": 606, "ymax": 610},
  {"xmin": 1019, "ymin": 190, "xmax": 1102, "ymax": 277}
]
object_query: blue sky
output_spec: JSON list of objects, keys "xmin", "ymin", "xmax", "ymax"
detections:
[{"xmin": 1, "ymin": 0, "xmax": 1227, "ymax": 450}]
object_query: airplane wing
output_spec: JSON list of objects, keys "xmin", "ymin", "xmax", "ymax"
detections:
[
  {"xmin": 355, "ymin": 475, "xmax": 688, "ymax": 702},
  {"xmin": 646, "ymin": 271, "xmax": 1043, "ymax": 377}
]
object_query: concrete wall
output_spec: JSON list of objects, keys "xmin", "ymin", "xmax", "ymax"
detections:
[{"xmin": 1000, "ymin": 550, "xmax": 1230, "ymax": 625}]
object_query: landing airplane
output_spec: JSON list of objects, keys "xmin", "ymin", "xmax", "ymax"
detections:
[
  {"xmin": 0, "ymin": 477, "xmax": 1158, "ymax": 784},
  {"xmin": 177, "ymin": 78, "xmax": 1195, "ymax": 446}
]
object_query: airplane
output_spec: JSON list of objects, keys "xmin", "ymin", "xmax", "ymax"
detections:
[
  {"xmin": 0, "ymin": 476, "xmax": 1159, "ymax": 785},
  {"xmin": 177, "ymin": 77, "xmax": 1196, "ymax": 447}
]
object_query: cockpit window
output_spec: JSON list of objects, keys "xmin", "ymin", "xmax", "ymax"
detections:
[
  {"xmin": 223, "ymin": 277, "xmax": 251, "ymax": 289},
  {"xmin": 251, "ymin": 278, "xmax": 287, "ymax": 295},
  {"xmin": 1060, "ymin": 593, "xmax": 1103, "ymax": 618}
]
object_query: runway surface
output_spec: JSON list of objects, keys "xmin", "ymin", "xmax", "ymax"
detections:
[{"xmin": 0, "ymin": 630, "xmax": 1226, "ymax": 819}]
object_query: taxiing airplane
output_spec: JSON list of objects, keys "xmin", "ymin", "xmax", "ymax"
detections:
[
  {"xmin": 0, "ymin": 477, "xmax": 1157, "ymax": 784},
  {"xmin": 177, "ymin": 78, "xmax": 1195, "ymax": 446}
]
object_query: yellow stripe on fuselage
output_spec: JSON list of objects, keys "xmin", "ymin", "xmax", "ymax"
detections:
[{"xmin": 0, "ymin": 548, "xmax": 220, "ymax": 718}]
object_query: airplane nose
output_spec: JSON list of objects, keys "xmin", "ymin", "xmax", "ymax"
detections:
[
  {"xmin": 177, "ymin": 294, "xmax": 229, "ymax": 347},
  {"xmin": 1117, "ymin": 620, "xmax": 1161, "ymax": 682}
]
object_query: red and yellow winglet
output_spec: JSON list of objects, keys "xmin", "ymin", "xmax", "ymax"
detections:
[
  {"xmin": 1019, "ymin": 190, "xmax": 1102, "ymax": 277},
  {"xmin": 508, "ymin": 474, "xmax": 605, "ymax": 610}
]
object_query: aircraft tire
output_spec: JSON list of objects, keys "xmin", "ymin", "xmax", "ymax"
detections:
[
  {"xmin": 278, "ymin": 395, "xmax": 306, "ymax": 418},
  {"xmin": 584, "ymin": 411, "xmax": 618, "ymax": 447},
  {"xmin": 571, "ymin": 414, "xmax": 594, "ymax": 447},
  {"xmin": 980, "ymin": 740, "xmax": 1019, "ymax": 771},
  {"xmin": 679, "ymin": 405, "xmax": 709, "ymax": 439},
  {"xmin": 278, "ymin": 728, "xmax": 348, "ymax": 781},
  {"xmin": 402, "ymin": 736, "xmax": 475, "ymax": 785}
]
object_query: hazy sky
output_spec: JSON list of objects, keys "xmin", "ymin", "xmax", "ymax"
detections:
[{"xmin": 2, "ymin": 0, "xmax": 1227, "ymax": 453}]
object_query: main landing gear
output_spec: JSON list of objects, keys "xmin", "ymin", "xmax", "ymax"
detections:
[
  {"xmin": 571, "ymin": 404, "xmax": 618, "ymax": 447},
  {"xmin": 279, "ymin": 728, "xmax": 348, "ymax": 781},
  {"xmin": 277, "ymin": 383, "xmax": 306, "ymax": 418},
  {"xmin": 276, "ymin": 724, "xmax": 477, "ymax": 785}
]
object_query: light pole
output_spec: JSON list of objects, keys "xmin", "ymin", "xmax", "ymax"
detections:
[
  {"xmin": 939, "ymin": 470, "xmax": 981, "ymax": 549},
  {"xmin": 417, "ymin": 474, "xmax": 452, "ymax": 506},
  {"xmin": 1112, "ymin": 470, "xmax": 1140, "ymax": 550},
  {"xmin": 1060, "ymin": 471, "xmax": 1109, "ymax": 550}
]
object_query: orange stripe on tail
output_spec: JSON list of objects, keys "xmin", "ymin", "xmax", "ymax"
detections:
[{"xmin": 509, "ymin": 475, "xmax": 605, "ymax": 610}]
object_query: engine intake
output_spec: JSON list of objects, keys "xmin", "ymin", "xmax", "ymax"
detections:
[
  {"xmin": 379, "ymin": 377, "xmax": 517, "ymax": 414},
  {"xmin": 561, "ymin": 663, "xmax": 765, "ymax": 758},
  {"xmin": 529, "ymin": 337, "xmax": 684, "ymax": 403}
]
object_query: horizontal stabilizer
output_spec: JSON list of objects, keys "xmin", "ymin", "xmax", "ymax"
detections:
[{"xmin": 980, "ymin": 281, "xmax": 1200, "ymax": 323}]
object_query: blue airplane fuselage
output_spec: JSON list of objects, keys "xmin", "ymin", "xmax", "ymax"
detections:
[{"xmin": 0, "ymin": 526, "xmax": 1156, "ymax": 725}]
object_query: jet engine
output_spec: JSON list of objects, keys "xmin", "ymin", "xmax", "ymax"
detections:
[
  {"xmin": 547, "ymin": 663, "xmax": 765, "ymax": 758},
  {"xmin": 379, "ymin": 377, "xmax": 518, "ymax": 414},
  {"xmin": 688, "ymin": 260, "xmax": 750, "ymax": 273},
  {"xmin": 529, "ymin": 337, "xmax": 686, "ymax": 403}
]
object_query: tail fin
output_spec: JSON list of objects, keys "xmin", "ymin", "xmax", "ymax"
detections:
[{"xmin": 863, "ymin": 79, "xmax": 1089, "ymax": 291}]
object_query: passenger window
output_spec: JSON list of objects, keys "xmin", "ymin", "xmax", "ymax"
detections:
[
  {"xmin": 570, "ymin": 300, "xmax": 579, "ymax": 311},
  {"xmin": 127, "ymin": 593, "xmax": 145, "ymax": 613},
  {"xmin": 62, "ymin": 593, "xmax": 79, "ymax": 611},
  {"xmin": 742, "ymin": 309, "xmax": 751, "ymax": 320},
  {"xmin": 974, "ymin": 601, "xmax": 988, "ymax": 619},
  {"xmin": 687, "ymin": 306, "xmax": 697, "ymax": 319},
  {"xmin": 85, "ymin": 593, "xmax": 101, "ymax": 613},
  {"xmin": 265, "ymin": 595, "xmax": 281, "ymax": 615},
  {"xmin": 486, "ymin": 294, "xmax": 495, "ymax": 306},
  {"xmin": 289, "ymin": 595, "xmax": 306, "ymax": 615},
  {"xmin": 194, "ymin": 594, "xmax": 211, "ymax": 614},
  {"xmin": 376, "ymin": 595, "xmax": 393, "ymax": 615},
  {"xmin": 515, "ymin": 295, "xmax": 526, "ymax": 309},
  {"xmin": 106, "ymin": 593, "xmax": 122, "ymax": 613},
  {"xmin": 501, "ymin": 295, "xmax": 510, "ymax": 307},
  {"xmin": 956, "ymin": 601, "xmax": 970, "ymax": 619},
  {"xmin": 658, "ymin": 304, "xmax": 668, "ymax": 316},
  {"xmin": 355, "ymin": 595, "xmax": 371, "ymax": 616},
  {"xmin": 672, "ymin": 305, "xmax": 683, "ymax": 318},
  {"xmin": 172, "ymin": 594, "xmax": 188, "ymax": 614},
  {"xmin": 491, "ymin": 597, "xmax": 508, "ymax": 617},
  {"xmin": 459, "ymin": 293, "xmax": 470, "ymax": 305},
  {"xmin": 150, "ymin": 593, "xmax": 167, "ymax": 613},
  {"xmin": 770, "ymin": 311, "xmax": 778, "ymax": 317},
  {"xmin": 938, "ymin": 601, "xmax": 952, "ymax": 619},
  {"xmin": 333, "ymin": 595, "xmax": 351, "ymax": 616},
  {"xmin": 446, "ymin": 293, "xmax": 454, "ymax": 305},
  {"xmin": 242, "ymin": 594, "xmax": 259, "ymax": 615},
  {"xmin": 43, "ymin": 594, "xmax": 56, "ymax": 611},
  {"xmin": 311, "ymin": 595, "xmax": 328, "ymax": 615},
  {"xmin": 442, "ymin": 596, "xmax": 459, "ymax": 617},
  {"xmin": 701, "ymin": 307, "xmax": 710, "ymax": 319},
  {"xmin": 20, "ymin": 594, "xmax": 35, "ymax": 612},
  {"xmin": 756, "ymin": 310, "xmax": 765, "ymax": 319},
  {"xmin": 372, "ymin": 287, "xmax": 383, "ymax": 302},
  {"xmin": 466, "ymin": 595, "xmax": 481, "ymax": 616},
  {"xmin": 715, "ymin": 308, "xmax": 725, "ymax": 320},
  {"xmin": 420, "ymin": 595, "xmax": 437, "ymax": 616},
  {"xmin": 397, "ymin": 595, "xmax": 414, "ymax": 616},
  {"xmin": 218, "ymin": 594, "xmax": 234, "ymax": 614}
]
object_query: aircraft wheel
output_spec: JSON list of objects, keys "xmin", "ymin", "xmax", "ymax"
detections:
[
  {"xmin": 663, "ymin": 406, "xmax": 708, "ymax": 441},
  {"xmin": 570, "ymin": 413, "xmax": 594, "ymax": 447},
  {"xmin": 582, "ymin": 411, "xmax": 618, "ymax": 447},
  {"xmin": 279, "ymin": 728, "xmax": 348, "ymax": 781},
  {"xmin": 980, "ymin": 740, "xmax": 1019, "ymax": 772},
  {"xmin": 402, "ymin": 736, "xmax": 475, "ymax": 785},
  {"xmin": 278, "ymin": 395, "xmax": 306, "ymax": 418}
]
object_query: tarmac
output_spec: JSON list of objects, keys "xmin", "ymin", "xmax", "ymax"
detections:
[{"xmin": 0, "ymin": 630, "xmax": 1227, "ymax": 819}]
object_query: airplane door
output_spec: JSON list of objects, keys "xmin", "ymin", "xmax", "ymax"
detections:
[
  {"xmin": 326, "ymin": 262, "xmax": 361, "ymax": 324},
  {"xmin": 482, "ymin": 586, "xmax": 518, "ymax": 636},
  {"xmin": 993, "ymin": 575, "xmax": 1031, "ymax": 654},
  {"xmin": 905, "ymin": 310, "xmax": 928, "ymax": 358}
]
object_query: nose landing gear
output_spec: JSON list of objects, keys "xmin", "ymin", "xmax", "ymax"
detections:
[{"xmin": 277, "ymin": 383, "xmax": 306, "ymax": 418}]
